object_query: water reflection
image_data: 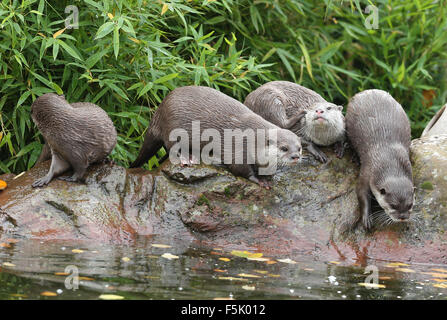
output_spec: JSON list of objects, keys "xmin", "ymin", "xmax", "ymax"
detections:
[{"xmin": 0, "ymin": 236, "xmax": 446, "ymax": 300}]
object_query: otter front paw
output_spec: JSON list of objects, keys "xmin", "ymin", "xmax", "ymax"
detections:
[
  {"xmin": 32, "ymin": 176, "xmax": 52, "ymax": 188},
  {"xmin": 334, "ymin": 141, "xmax": 346, "ymax": 159},
  {"xmin": 313, "ymin": 150, "xmax": 328, "ymax": 163},
  {"xmin": 362, "ymin": 213, "xmax": 373, "ymax": 231}
]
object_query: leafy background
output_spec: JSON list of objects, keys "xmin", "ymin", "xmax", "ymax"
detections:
[{"xmin": 0, "ymin": 0, "xmax": 446, "ymax": 174}]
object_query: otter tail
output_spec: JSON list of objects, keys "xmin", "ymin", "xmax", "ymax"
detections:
[{"xmin": 130, "ymin": 129, "xmax": 164, "ymax": 168}]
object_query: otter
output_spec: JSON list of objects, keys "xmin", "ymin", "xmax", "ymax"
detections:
[
  {"xmin": 35, "ymin": 102, "xmax": 100, "ymax": 164},
  {"xmin": 31, "ymin": 93, "xmax": 117, "ymax": 187},
  {"xmin": 244, "ymin": 81, "xmax": 345, "ymax": 163},
  {"xmin": 345, "ymin": 89, "xmax": 414, "ymax": 230},
  {"xmin": 130, "ymin": 86, "xmax": 304, "ymax": 187}
]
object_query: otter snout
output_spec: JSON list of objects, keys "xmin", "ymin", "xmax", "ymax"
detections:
[{"xmin": 290, "ymin": 153, "xmax": 301, "ymax": 162}]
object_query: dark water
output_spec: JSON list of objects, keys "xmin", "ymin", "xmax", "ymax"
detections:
[{"xmin": 0, "ymin": 236, "xmax": 446, "ymax": 300}]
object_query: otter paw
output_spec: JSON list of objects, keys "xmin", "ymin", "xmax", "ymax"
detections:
[
  {"xmin": 362, "ymin": 214, "xmax": 373, "ymax": 231},
  {"xmin": 314, "ymin": 152, "xmax": 328, "ymax": 163},
  {"xmin": 32, "ymin": 177, "xmax": 51, "ymax": 188},
  {"xmin": 334, "ymin": 142, "xmax": 346, "ymax": 159}
]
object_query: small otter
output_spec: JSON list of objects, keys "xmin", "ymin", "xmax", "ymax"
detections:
[
  {"xmin": 346, "ymin": 89, "xmax": 414, "ymax": 230},
  {"xmin": 31, "ymin": 93, "xmax": 117, "ymax": 187},
  {"xmin": 421, "ymin": 104, "xmax": 447, "ymax": 137},
  {"xmin": 35, "ymin": 102, "xmax": 100, "ymax": 164},
  {"xmin": 244, "ymin": 81, "xmax": 345, "ymax": 163},
  {"xmin": 130, "ymin": 86, "xmax": 303, "ymax": 186}
]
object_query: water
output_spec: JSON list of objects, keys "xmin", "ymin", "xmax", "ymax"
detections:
[{"xmin": 0, "ymin": 236, "xmax": 446, "ymax": 300}]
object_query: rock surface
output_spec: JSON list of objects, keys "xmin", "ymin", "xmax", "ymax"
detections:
[{"xmin": 0, "ymin": 140, "xmax": 446, "ymax": 264}]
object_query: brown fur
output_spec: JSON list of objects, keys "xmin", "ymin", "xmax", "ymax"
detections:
[
  {"xmin": 345, "ymin": 89, "xmax": 414, "ymax": 230},
  {"xmin": 130, "ymin": 86, "xmax": 303, "ymax": 186},
  {"xmin": 31, "ymin": 94, "xmax": 117, "ymax": 187},
  {"xmin": 244, "ymin": 81, "xmax": 346, "ymax": 163}
]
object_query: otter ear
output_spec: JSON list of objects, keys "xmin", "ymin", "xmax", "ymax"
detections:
[
  {"xmin": 337, "ymin": 105, "xmax": 343, "ymax": 111},
  {"xmin": 380, "ymin": 188, "xmax": 386, "ymax": 195}
]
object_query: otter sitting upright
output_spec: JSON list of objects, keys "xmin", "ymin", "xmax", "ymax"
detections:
[
  {"xmin": 130, "ymin": 86, "xmax": 303, "ymax": 187},
  {"xmin": 244, "ymin": 81, "xmax": 345, "ymax": 163},
  {"xmin": 31, "ymin": 93, "xmax": 117, "ymax": 187},
  {"xmin": 345, "ymin": 89, "xmax": 414, "ymax": 230}
]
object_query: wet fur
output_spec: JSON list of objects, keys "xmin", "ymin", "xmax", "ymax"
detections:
[
  {"xmin": 244, "ymin": 81, "xmax": 345, "ymax": 163},
  {"xmin": 345, "ymin": 89, "xmax": 414, "ymax": 230},
  {"xmin": 31, "ymin": 94, "xmax": 117, "ymax": 187},
  {"xmin": 130, "ymin": 86, "xmax": 302, "ymax": 184}
]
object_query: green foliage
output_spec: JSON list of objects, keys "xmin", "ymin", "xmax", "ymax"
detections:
[{"xmin": 0, "ymin": 0, "xmax": 446, "ymax": 174}]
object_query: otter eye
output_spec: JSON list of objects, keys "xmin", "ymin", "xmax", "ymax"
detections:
[
  {"xmin": 380, "ymin": 188, "xmax": 386, "ymax": 195},
  {"xmin": 327, "ymin": 106, "xmax": 332, "ymax": 111},
  {"xmin": 280, "ymin": 146, "xmax": 288, "ymax": 152}
]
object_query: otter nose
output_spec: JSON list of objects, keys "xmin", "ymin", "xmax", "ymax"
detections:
[
  {"xmin": 291, "ymin": 154, "xmax": 300, "ymax": 161},
  {"xmin": 316, "ymin": 109, "xmax": 324, "ymax": 115}
]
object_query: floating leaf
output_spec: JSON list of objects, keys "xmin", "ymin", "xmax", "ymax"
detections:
[
  {"xmin": 254, "ymin": 270, "xmax": 268, "ymax": 274},
  {"xmin": 431, "ymin": 268, "xmax": 447, "ymax": 273},
  {"xmin": 277, "ymin": 258, "xmax": 297, "ymax": 264},
  {"xmin": 242, "ymin": 285, "xmax": 255, "ymax": 291},
  {"xmin": 379, "ymin": 276, "xmax": 392, "ymax": 280},
  {"xmin": 0, "ymin": 243, "xmax": 11, "ymax": 248},
  {"xmin": 78, "ymin": 277, "xmax": 94, "ymax": 281},
  {"xmin": 303, "ymin": 268, "xmax": 314, "ymax": 271},
  {"xmin": 358, "ymin": 283, "xmax": 386, "ymax": 289},
  {"xmin": 54, "ymin": 272, "xmax": 69, "ymax": 276},
  {"xmin": 213, "ymin": 269, "xmax": 227, "ymax": 273},
  {"xmin": 161, "ymin": 253, "xmax": 179, "ymax": 260},
  {"xmin": 237, "ymin": 273, "xmax": 261, "ymax": 278},
  {"xmin": 385, "ymin": 262, "xmax": 409, "ymax": 267},
  {"xmin": 433, "ymin": 283, "xmax": 447, "ymax": 289},
  {"xmin": 267, "ymin": 274, "xmax": 281, "ymax": 278},
  {"xmin": 432, "ymin": 278, "xmax": 447, "ymax": 283},
  {"xmin": 422, "ymin": 272, "xmax": 447, "ymax": 278},
  {"xmin": 99, "ymin": 294, "xmax": 125, "ymax": 300},
  {"xmin": 151, "ymin": 244, "xmax": 172, "ymax": 248},
  {"xmin": 40, "ymin": 291, "xmax": 57, "ymax": 296},
  {"xmin": 2, "ymin": 262, "xmax": 15, "ymax": 267},
  {"xmin": 328, "ymin": 261, "xmax": 341, "ymax": 265},
  {"xmin": 218, "ymin": 276, "xmax": 248, "ymax": 282},
  {"xmin": 247, "ymin": 257, "xmax": 270, "ymax": 262},
  {"xmin": 121, "ymin": 257, "xmax": 131, "ymax": 262},
  {"xmin": 72, "ymin": 249, "xmax": 84, "ymax": 253},
  {"xmin": 219, "ymin": 257, "xmax": 230, "ymax": 262},
  {"xmin": 395, "ymin": 268, "xmax": 415, "ymax": 273},
  {"xmin": 231, "ymin": 250, "xmax": 263, "ymax": 259},
  {"xmin": 0, "ymin": 180, "xmax": 7, "ymax": 190}
]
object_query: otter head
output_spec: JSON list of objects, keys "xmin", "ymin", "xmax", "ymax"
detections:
[
  {"xmin": 31, "ymin": 93, "xmax": 69, "ymax": 125},
  {"xmin": 370, "ymin": 176, "xmax": 414, "ymax": 222},
  {"xmin": 263, "ymin": 128, "xmax": 302, "ymax": 168},
  {"xmin": 302, "ymin": 102, "xmax": 345, "ymax": 146}
]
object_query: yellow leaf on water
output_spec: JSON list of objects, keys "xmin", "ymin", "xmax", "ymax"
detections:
[
  {"xmin": 151, "ymin": 244, "xmax": 172, "ymax": 249},
  {"xmin": 99, "ymin": 294, "xmax": 125, "ymax": 300},
  {"xmin": 72, "ymin": 249, "xmax": 84, "ymax": 254},
  {"xmin": 358, "ymin": 283, "xmax": 386, "ymax": 289},
  {"xmin": 219, "ymin": 257, "xmax": 230, "ymax": 262},
  {"xmin": 78, "ymin": 277, "xmax": 94, "ymax": 281},
  {"xmin": 0, "ymin": 243, "xmax": 11, "ymax": 248},
  {"xmin": 303, "ymin": 268, "xmax": 314, "ymax": 271},
  {"xmin": 422, "ymin": 272, "xmax": 447, "ymax": 278},
  {"xmin": 237, "ymin": 273, "xmax": 261, "ymax": 278},
  {"xmin": 40, "ymin": 291, "xmax": 57, "ymax": 297},
  {"xmin": 242, "ymin": 285, "xmax": 255, "ymax": 291},
  {"xmin": 218, "ymin": 276, "xmax": 248, "ymax": 282},
  {"xmin": 247, "ymin": 257, "xmax": 270, "ymax": 262},
  {"xmin": 231, "ymin": 250, "xmax": 262, "ymax": 259},
  {"xmin": 432, "ymin": 279, "xmax": 447, "ymax": 283},
  {"xmin": 433, "ymin": 283, "xmax": 447, "ymax": 289},
  {"xmin": 122, "ymin": 257, "xmax": 131, "ymax": 262},
  {"xmin": 54, "ymin": 272, "xmax": 69, "ymax": 276},
  {"xmin": 379, "ymin": 276, "xmax": 392, "ymax": 280},
  {"xmin": 3, "ymin": 262, "xmax": 15, "ymax": 267},
  {"xmin": 431, "ymin": 268, "xmax": 447, "ymax": 273},
  {"xmin": 161, "ymin": 253, "xmax": 179, "ymax": 260},
  {"xmin": 254, "ymin": 270, "xmax": 268, "ymax": 274},
  {"xmin": 213, "ymin": 269, "xmax": 227, "ymax": 273},
  {"xmin": 277, "ymin": 258, "xmax": 297, "ymax": 264},
  {"xmin": 395, "ymin": 268, "xmax": 415, "ymax": 273},
  {"xmin": 385, "ymin": 262, "xmax": 409, "ymax": 268},
  {"xmin": 328, "ymin": 261, "xmax": 341, "ymax": 265},
  {"xmin": 161, "ymin": 3, "xmax": 169, "ymax": 15},
  {"xmin": 53, "ymin": 28, "xmax": 66, "ymax": 39},
  {"xmin": 267, "ymin": 274, "xmax": 281, "ymax": 278}
]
